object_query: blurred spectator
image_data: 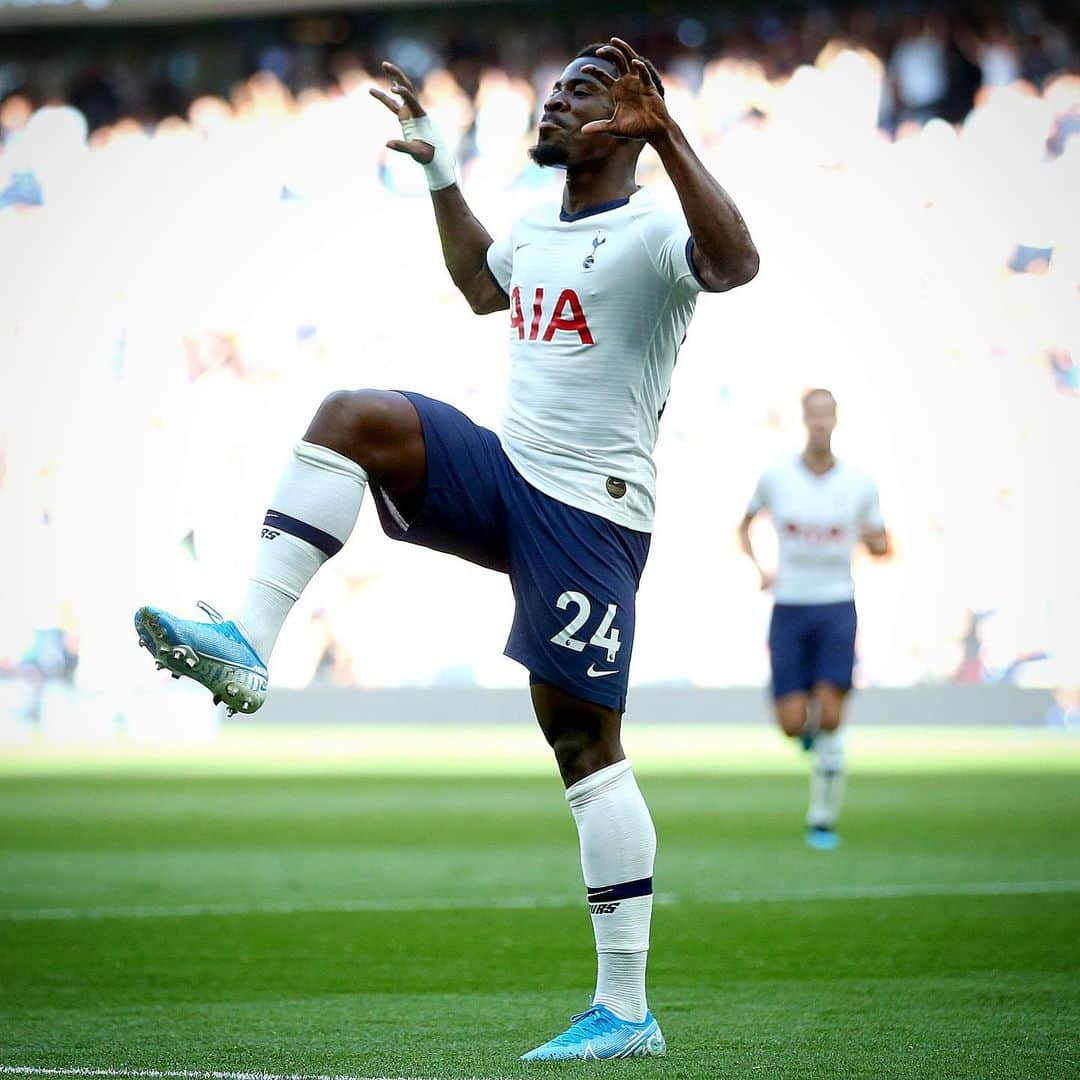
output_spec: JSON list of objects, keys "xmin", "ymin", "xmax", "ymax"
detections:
[{"xmin": 1, "ymin": 2, "xmax": 1077, "ymax": 701}]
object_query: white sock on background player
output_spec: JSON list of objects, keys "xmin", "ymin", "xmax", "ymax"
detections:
[
  {"xmin": 237, "ymin": 440, "xmax": 367, "ymax": 661},
  {"xmin": 566, "ymin": 759, "xmax": 656, "ymax": 1023},
  {"xmin": 807, "ymin": 728, "xmax": 846, "ymax": 828}
]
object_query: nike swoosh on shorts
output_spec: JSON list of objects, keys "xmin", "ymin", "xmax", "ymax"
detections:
[{"xmin": 586, "ymin": 664, "xmax": 620, "ymax": 678}]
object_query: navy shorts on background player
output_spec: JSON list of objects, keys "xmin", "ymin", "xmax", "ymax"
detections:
[
  {"xmin": 371, "ymin": 392, "xmax": 650, "ymax": 711},
  {"xmin": 768, "ymin": 601, "xmax": 857, "ymax": 699}
]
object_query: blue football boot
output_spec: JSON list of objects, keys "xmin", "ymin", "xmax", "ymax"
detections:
[
  {"xmin": 806, "ymin": 824, "xmax": 841, "ymax": 851},
  {"xmin": 134, "ymin": 602, "xmax": 267, "ymax": 716},
  {"xmin": 521, "ymin": 1003, "xmax": 666, "ymax": 1061}
]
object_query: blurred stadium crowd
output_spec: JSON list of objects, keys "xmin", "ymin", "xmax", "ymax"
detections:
[{"xmin": 1, "ymin": 2, "xmax": 1077, "ymax": 718}]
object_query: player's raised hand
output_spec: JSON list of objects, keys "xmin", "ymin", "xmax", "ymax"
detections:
[
  {"xmin": 579, "ymin": 38, "xmax": 672, "ymax": 142},
  {"xmin": 369, "ymin": 61, "xmax": 435, "ymax": 164}
]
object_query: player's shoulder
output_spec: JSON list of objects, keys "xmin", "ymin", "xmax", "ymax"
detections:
[
  {"xmin": 763, "ymin": 454, "xmax": 803, "ymax": 482},
  {"xmin": 624, "ymin": 187, "xmax": 689, "ymax": 235},
  {"xmin": 509, "ymin": 196, "xmax": 567, "ymax": 236},
  {"xmin": 834, "ymin": 459, "xmax": 876, "ymax": 488}
]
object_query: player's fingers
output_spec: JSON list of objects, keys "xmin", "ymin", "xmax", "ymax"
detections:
[
  {"xmin": 369, "ymin": 88, "xmax": 402, "ymax": 113},
  {"xmin": 385, "ymin": 138, "xmax": 435, "ymax": 163},
  {"xmin": 610, "ymin": 37, "xmax": 642, "ymax": 60},
  {"xmin": 391, "ymin": 82, "xmax": 426, "ymax": 116},
  {"xmin": 595, "ymin": 45, "xmax": 630, "ymax": 76},
  {"xmin": 631, "ymin": 58, "xmax": 655, "ymax": 88},
  {"xmin": 381, "ymin": 61, "xmax": 414, "ymax": 89},
  {"xmin": 580, "ymin": 119, "xmax": 616, "ymax": 135},
  {"xmin": 580, "ymin": 63, "xmax": 617, "ymax": 86}
]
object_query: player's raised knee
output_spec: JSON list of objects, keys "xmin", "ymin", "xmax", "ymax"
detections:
[{"xmin": 307, "ymin": 389, "xmax": 421, "ymax": 472}]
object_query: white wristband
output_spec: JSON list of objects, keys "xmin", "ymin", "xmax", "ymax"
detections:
[{"xmin": 400, "ymin": 115, "xmax": 458, "ymax": 192}]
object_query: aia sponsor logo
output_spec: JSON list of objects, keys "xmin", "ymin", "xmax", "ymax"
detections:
[
  {"xmin": 783, "ymin": 521, "xmax": 845, "ymax": 542},
  {"xmin": 509, "ymin": 286, "xmax": 594, "ymax": 345}
]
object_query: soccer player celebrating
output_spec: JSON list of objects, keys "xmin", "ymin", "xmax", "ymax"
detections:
[
  {"xmin": 135, "ymin": 38, "xmax": 758, "ymax": 1059},
  {"xmin": 739, "ymin": 389, "xmax": 889, "ymax": 851}
]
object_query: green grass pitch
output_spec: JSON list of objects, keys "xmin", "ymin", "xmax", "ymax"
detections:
[{"xmin": 1, "ymin": 725, "xmax": 1079, "ymax": 1078}]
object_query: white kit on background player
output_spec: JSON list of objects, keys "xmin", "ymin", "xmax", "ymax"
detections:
[
  {"xmin": 747, "ymin": 456, "xmax": 885, "ymax": 604},
  {"xmin": 487, "ymin": 187, "xmax": 706, "ymax": 531}
]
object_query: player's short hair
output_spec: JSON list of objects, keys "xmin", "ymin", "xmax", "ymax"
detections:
[
  {"xmin": 801, "ymin": 388, "xmax": 837, "ymax": 411},
  {"xmin": 575, "ymin": 44, "xmax": 666, "ymax": 98}
]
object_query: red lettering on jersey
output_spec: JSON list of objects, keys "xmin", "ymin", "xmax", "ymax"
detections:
[
  {"xmin": 542, "ymin": 289, "xmax": 594, "ymax": 345},
  {"xmin": 784, "ymin": 521, "xmax": 847, "ymax": 543},
  {"xmin": 509, "ymin": 286, "xmax": 525, "ymax": 340},
  {"xmin": 529, "ymin": 287, "xmax": 544, "ymax": 341}
]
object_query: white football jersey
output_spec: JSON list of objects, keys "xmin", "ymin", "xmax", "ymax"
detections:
[
  {"xmin": 747, "ymin": 456, "xmax": 885, "ymax": 605},
  {"xmin": 486, "ymin": 187, "xmax": 706, "ymax": 532}
]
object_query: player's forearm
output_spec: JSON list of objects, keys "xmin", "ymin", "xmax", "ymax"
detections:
[
  {"xmin": 651, "ymin": 123, "xmax": 759, "ymax": 291},
  {"xmin": 430, "ymin": 185, "xmax": 508, "ymax": 314},
  {"xmin": 738, "ymin": 524, "xmax": 762, "ymax": 571}
]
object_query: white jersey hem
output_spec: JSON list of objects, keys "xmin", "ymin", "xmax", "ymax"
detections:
[{"xmin": 500, "ymin": 441, "xmax": 653, "ymax": 534}]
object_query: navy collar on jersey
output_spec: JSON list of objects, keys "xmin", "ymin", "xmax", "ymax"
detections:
[{"xmin": 559, "ymin": 195, "xmax": 632, "ymax": 222}]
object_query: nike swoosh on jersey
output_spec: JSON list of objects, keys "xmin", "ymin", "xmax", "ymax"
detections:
[{"xmin": 586, "ymin": 664, "xmax": 620, "ymax": 678}]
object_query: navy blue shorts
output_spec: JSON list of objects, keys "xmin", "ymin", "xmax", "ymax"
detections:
[
  {"xmin": 371, "ymin": 393, "xmax": 651, "ymax": 711},
  {"xmin": 768, "ymin": 601, "xmax": 857, "ymax": 699}
]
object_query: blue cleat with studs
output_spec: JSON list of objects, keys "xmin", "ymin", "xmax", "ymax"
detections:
[
  {"xmin": 134, "ymin": 602, "xmax": 267, "ymax": 717},
  {"xmin": 521, "ymin": 1003, "xmax": 666, "ymax": 1061}
]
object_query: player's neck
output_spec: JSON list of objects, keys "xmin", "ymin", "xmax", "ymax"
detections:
[
  {"xmin": 802, "ymin": 447, "xmax": 836, "ymax": 475},
  {"xmin": 561, "ymin": 162, "xmax": 639, "ymax": 217}
]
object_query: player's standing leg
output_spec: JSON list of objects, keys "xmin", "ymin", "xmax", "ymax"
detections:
[
  {"xmin": 803, "ymin": 601, "xmax": 857, "ymax": 849},
  {"xmin": 521, "ymin": 682, "xmax": 665, "ymax": 1061},
  {"xmin": 805, "ymin": 682, "xmax": 847, "ymax": 849},
  {"xmin": 134, "ymin": 390, "xmax": 426, "ymax": 713}
]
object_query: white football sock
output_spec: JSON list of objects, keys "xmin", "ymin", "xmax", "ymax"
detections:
[
  {"xmin": 237, "ymin": 440, "xmax": 367, "ymax": 661},
  {"xmin": 807, "ymin": 728, "xmax": 846, "ymax": 828},
  {"xmin": 566, "ymin": 759, "xmax": 656, "ymax": 1023}
]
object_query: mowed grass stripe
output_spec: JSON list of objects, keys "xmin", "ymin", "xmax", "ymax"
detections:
[
  {"xmin": 0, "ymin": 1068, "xmax": 468, "ymax": 1080},
  {"xmin": 2, "ymin": 880, "xmax": 1079, "ymax": 923}
]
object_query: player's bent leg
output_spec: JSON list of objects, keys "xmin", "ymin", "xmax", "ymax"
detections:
[
  {"xmin": 304, "ymin": 389, "xmax": 427, "ymax": 513},
  {"xmin": 774, "ymin": 692, "xmax": 809, "ymax": 738},
  {"xmin": 522, "ymin": 682, "xmax": 665, "ymax": 1061},
  {"xmin": 770, "ymin": 604, "xmax": 818, "ymax": 748},
  {"xmin": 813, "ymin": 681, "xmax": 846, "ymax": 732},
  {"xmin": 134, "ymin": 390, "xmax": 426, "ymax": 714}
]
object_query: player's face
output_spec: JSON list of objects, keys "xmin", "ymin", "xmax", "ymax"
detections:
[
  {"xmin": 803, "ymin": 395, "xmax": 837, "ymax": 451},
  {"xmin": 529, "ymin": 57, "xmax": 623, "ymax": 168}
]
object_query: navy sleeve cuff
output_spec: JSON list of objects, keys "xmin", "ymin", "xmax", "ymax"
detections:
[{"xmin": 685, "ymin": 237, "xmax": 719, "ymax": 292}]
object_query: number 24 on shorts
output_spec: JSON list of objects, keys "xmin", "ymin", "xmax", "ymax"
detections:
[{"xmin": 549, "ymin": 591, "xmax": 621, "ymax": 663}]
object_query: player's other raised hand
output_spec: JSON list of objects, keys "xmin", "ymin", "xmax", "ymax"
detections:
[
  {"xmin": 369, "ymin": 61, "xmax": 434, "ymax": 164},
  {"xmin": 579, "ymin": 38, "xmax": 673, "ymax": 143}
]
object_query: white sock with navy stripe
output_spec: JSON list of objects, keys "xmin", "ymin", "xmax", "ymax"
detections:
[
  {"xmin": 566, "ymin": 759, "xmax": 656, "ymax": 1023},
  {"xmin": 237, "ymin": 440, "xmax": 367, "ymax": 662}
]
